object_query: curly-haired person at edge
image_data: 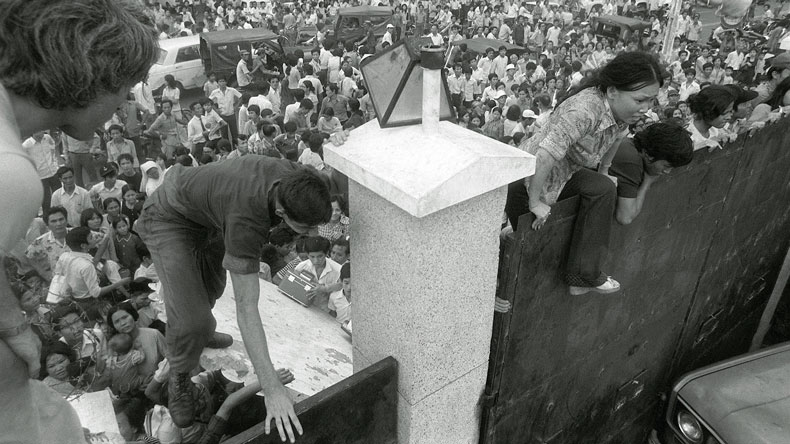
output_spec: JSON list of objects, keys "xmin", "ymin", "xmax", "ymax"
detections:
[{"xmin": 0, "ymin": 1, "xmax": 158, "ymax": 442}]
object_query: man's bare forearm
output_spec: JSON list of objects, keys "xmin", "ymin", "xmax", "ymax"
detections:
[{"xmin": 231, "ymin": 272, "xmax": 283, "ymax": 390}]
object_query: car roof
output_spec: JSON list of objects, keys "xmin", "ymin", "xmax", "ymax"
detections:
[
  {"xmin": 200, "ymin": 28, "xmax": 280, "ymax": 45},
  {"xmin": 593, "ymin": 14, "xmax": 651, "ymax": 29},
  {"xmin": 677, "ymin": 342, "xmax": 790, "ymax": 443},
  {"xmin": 157, "ymin": 35, "xmax": 200, "ymax": 50},
  {"xmin": 337, "ymin": 6, "xmax": 392, "ymax": 16}
]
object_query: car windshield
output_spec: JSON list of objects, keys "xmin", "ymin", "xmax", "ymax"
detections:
[{"xmin": 155, "ymin": 49, "xmax": 168, "ymax": 65}]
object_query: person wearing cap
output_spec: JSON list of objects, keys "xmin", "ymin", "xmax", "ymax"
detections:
[
  {"xmin": 520, "ymin": 109, "xmax": 538, "ymax": 136},
  {"xmin": 503, "ymin": 64, "xmax": 520, "ymax": 93},
  {"xmin": 89, "ymin": 164, "xmax": 128, "ymax": 211},
  {"xmin": 383, "ymin": 23, "xmax": 394, "ymax": 46},
  {"xmin": 750, "ymin": 53, "xmax": 790, "ymax": 107}
]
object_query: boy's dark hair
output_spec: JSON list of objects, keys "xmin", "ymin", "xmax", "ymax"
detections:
[
  {"xmin": 108, "ymin": 124, "xmax": 124, "ymax": 134},
  {"xmin": 332, "ymin": 237, "xmax": 350, "ymax": 256},
  {"xmin": 284, "ymin": 121, "xmax": 298, "ymax": 133},
  {"xmin": 269, "ymin": 226, "xmax": 295, "ymax": 247},
  {"xmin": 292, "ymin": 88, "xmax": 305, "ymax": 102},
  {"xmin": 303, "ymin": 236, "xmax": 331, "ymax": 254},
  {"xmin": 277, "ymin": 169, "xmax": 332, "ymax": 226},
  {"xmin": 65, "ymin": 226, "xmax": 91, "ymax": 250},
  {"xmin": 633, "ymin": 122, "xmax": 694, "ymax": 167},
  {"xmin": 340, "ymin": 261, "xmax": 350, "ymax": 280},
  {"xmin": 217, "ymin": 139, "xmax": 232, "ymax": 152},
  {"xmin": 299, "ymin": 99, "xmax": 314, "ymax": 110},
  {"xmin": 117, "ymin": 153, "xmax": 134, "ymax": 164},
  {"xmin": 0, "ymin": 0, "xmax": 158, "ymax": 110}
]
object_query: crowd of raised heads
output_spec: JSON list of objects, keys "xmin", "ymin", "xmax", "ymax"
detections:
[{"xmin": 6, "ymin": 0, "xmax": 790, "ymax": 442}]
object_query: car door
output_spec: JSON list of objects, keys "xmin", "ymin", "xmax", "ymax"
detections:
[{"xmin": 172, "ymin": 44, "xmax": 205, "ymax": 89}]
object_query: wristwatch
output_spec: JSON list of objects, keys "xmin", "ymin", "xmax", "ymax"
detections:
[{"xmin": 0, "ymin": 322, "xmax": 29, "ymax": 339}]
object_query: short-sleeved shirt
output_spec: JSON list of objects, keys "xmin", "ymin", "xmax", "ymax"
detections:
[
  {"xmin": 209, "ymin": 87, "xmax": 242, "ymax": 116},
  {"xmin": 518, "ymin": 87, "xmax": 627, "ymax": 205},
  {"xmin": 609, "ymin": 138, "xmax": 644, "ymax": 199},
  {"xmin": 147, "ymin": 157, "xmax": 305, "ymax": 274}
]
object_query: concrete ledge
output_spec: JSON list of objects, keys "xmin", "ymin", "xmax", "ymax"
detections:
[{"xmin": 325, "ymin": 120, "xmax": 535, "ymax": 218}]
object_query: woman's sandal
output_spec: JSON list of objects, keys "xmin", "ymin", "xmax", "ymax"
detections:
[{"xmin": 569, "ymin": 276, "xmax": 621, "ymax": 296}]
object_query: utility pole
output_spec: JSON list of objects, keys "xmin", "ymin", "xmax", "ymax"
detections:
[{"xmin": 661, "ymin": 0, "xmax": 682, "ymax": 63}]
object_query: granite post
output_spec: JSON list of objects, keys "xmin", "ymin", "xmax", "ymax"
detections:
[{"xmin": 324, "ymin": 48, "xmax": 535, "ymax": 444}]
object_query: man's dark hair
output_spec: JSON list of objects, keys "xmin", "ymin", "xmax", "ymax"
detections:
[
  {"xmin": 108, "ymin": 124, "xmax": 124, "ymax": 134},
  {"xmin": 269, "ymin": 226, "xmax": 295, "ymax": 247},
  {"xmin": 44, "ymin": 206, "xmax": 68, "ymax": 224},
  {"xmin": 634, "ymin": 122, "xmax": 694, "ymax": 167},
  {"xmin": 56, "ymin": 166, "xmax": 74, "ymax": 179},
  {"xmin": 65, "ymin": 226, "xmax": 91, "ymax": 250},
  {"xmin": 299, "ymin": 99, "xmax": 314, "ymax": 110},
  {"xmin": 303, "ymin": 236, "xmax": 331, "ymax": 254},
  {"xmin": 0, "ymin": 0, "xmax": 158, "ymax": 110},
  {"xmin": 278, "ymin": 169, "xmax": 331, "ymax": 226}
]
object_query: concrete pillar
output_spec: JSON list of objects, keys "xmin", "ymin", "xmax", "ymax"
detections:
[{"xmin": 325, "ymin": 68, "xmax": 534, "ymax": 444}]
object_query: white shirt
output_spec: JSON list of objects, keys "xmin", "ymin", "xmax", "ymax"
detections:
[
  {"xmin": 209, "ymin": 87, "xmax": 242, "ymax": 116},
  {"xmin": 51, "ymin": 186, "xmax": 93, "ymax": 228},
  {"xmin": 52, "ymin": 251, "xmax": 101, "ymax": 299},
  {"xmin": 236, "ymin": 59, "xmax": 252, "ymax": 87},
  {"xmin": 678, "ymin": 80, "xmax": 700, "ymax": 102},
  {"xmin": 22, "ymin": 135, "xmax": 59, "ymax": 179},
  {"xmin": 248, "ymin": 94, "xmax": 274, "ymax": 113}
]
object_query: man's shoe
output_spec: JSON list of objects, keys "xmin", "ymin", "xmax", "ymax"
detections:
[
  {"xmin": 206, "ymin": 331, "xmax": 233, "ymax": 349},
  {"xmin": 168, "ymin": 372, "xmax": 196, "ymax": 428},
  {"xmin": 569, "ymin": 276, "xmax": 621, "ymax": 296}
]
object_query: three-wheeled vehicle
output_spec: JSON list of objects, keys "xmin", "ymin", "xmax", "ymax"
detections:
[
  {"xmin": 199, "ymin": 28, "xmax": 285, "ymax": 86},
  {"xmin": 660, "ymin": 341, "xmax": 790, "ymax": 443},
  {"xmin": 329, "ymin": 6, "xmax": 393, "ymax": 44},
  {"xmin": 591, "ymin": 15, "xmax": 651, "ymax": 48}
]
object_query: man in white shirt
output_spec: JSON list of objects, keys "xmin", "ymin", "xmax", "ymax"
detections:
[
  {"xmin": 209, "ymin": 76, "xmax": 242, "ymax": 143},
  {"xmin": 132, "ymin": 75, "xmax": 157, "ymax": 116},
  {"xmin": 725, "ymin": 42, "xmax": 747, "ymax": 72},
  {"xmin": 492, "ymin": 46, "xmax": 509, "ymax": 80},
  {"xmin": 50, "ymin": 167, "xmax": 93, "ymax": 228},
  {"xmin": 248, "ymin": 83, "xmax": 275, "ymax": 114},
  {"xmin": 235, "ymin": 50, "xmax": 253, "ymax": 91},
  {"xmin": 546, "ymin": 19, "xmax": 562, "ymax": 47},
  {"xmin": 51, "ymin": 227, "xmax": 129, "ymax": 302},
  {"xmin": 426, "ymin": 24, "xmax": 444, "ymax": 46},
  {"xmin": 22, "ymin": 131, "xmax": 60, "ymax": 211},
  {"xmin": 89, "ymin": 164, "xmax": 127, "ymax": 210},
  {"xmin": 679, "ymin": 69, "xmax": 701, "ymax": 101},
  {"xmin": 382, "ymin": 24, "xmax": 394, "ymax": 46},
  {"xmin": 25, "ymin": 206, "xmax": 71, "ymax": 280}
]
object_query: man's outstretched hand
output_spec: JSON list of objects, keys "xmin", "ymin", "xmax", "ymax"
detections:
[{"xmin": 263, "ymin": 383, "xmax": 303, "ymax": 443}]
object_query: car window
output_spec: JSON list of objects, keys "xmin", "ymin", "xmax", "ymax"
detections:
[
  {"xmin": 175, "ymin": 45, "xmax": 201, "ymax": 63},
  {"xmin": 155, "ymin": 49, "xmax": 168, "ymax": 65},
  {"xmin": 368, "ymin": 16, "xmax": 389, "ymax": 27}
]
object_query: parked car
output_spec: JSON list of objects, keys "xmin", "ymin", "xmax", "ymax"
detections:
[
  {"xmin": 661, "ymin": 341, "xmax": 790, "ymax": 443},
  {"xmin": 148, "ymin": 35, "xmax": 204, "ymax": 94}
]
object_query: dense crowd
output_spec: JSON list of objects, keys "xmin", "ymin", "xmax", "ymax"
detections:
[{"xmin": 4, "ymin": 0, "xmax": 790, "ymax": 443}]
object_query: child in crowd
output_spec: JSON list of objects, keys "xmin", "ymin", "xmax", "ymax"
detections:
[
  {"xmin": 273, "ymin": 236, "xmax": 308, "ymax": 285},
  {"xmin": 274, "ymin": 121, "xmax": 300, "ymax": 161},
  {"xmin": 316, "ymin": 107, "xmax": 343, "ymax": 134},
  {"xmin": 134, "ymin": 251, "xmax": 158, "ymax": 282},
  {"xmin": 113, "ymin": 216, "xmax": 148, "ymax": 273},
  {"xmin": 106, "ymin": 332, "xmax": 150, "ymax": 395},
  {"xmin": 261, "ymin": 227, "xmax": 297, "ymax": 278},
  {"xmin": 328, "ymin": 262, "xmax": 351, "ymax": 324},
  {"xmin": 330, "ymin": 237, "xmax": 350, "ymax": 265},
  {"xmin": 295, "ymin": 236, "xmax": 342, "ymax": 312},
  {"xmin": 298, "ymin": 131, "xmax": 327, "ymax": 170}
]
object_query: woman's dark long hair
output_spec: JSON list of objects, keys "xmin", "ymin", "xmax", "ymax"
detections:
[
  {"xmin": 106, "ymin": 302, "xmax": 139, "ymax": 336},
  {"xmin": 557, "ymin": 51, "xmax": 664, "ymax": 107}
]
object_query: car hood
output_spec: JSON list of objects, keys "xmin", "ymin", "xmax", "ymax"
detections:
[{"xmin": 679, "ymin": 347, "xmax": 790, "ymax": 443}]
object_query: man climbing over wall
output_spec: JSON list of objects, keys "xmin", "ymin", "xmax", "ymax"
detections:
[{"xmin": 609, "ymin": 121, "xmax": 694, "ymax": 225}]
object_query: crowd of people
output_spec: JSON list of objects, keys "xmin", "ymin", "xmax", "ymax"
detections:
[{"xmin": 3, "ymin": 0, "xmax": 790, "ymax": 443}]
